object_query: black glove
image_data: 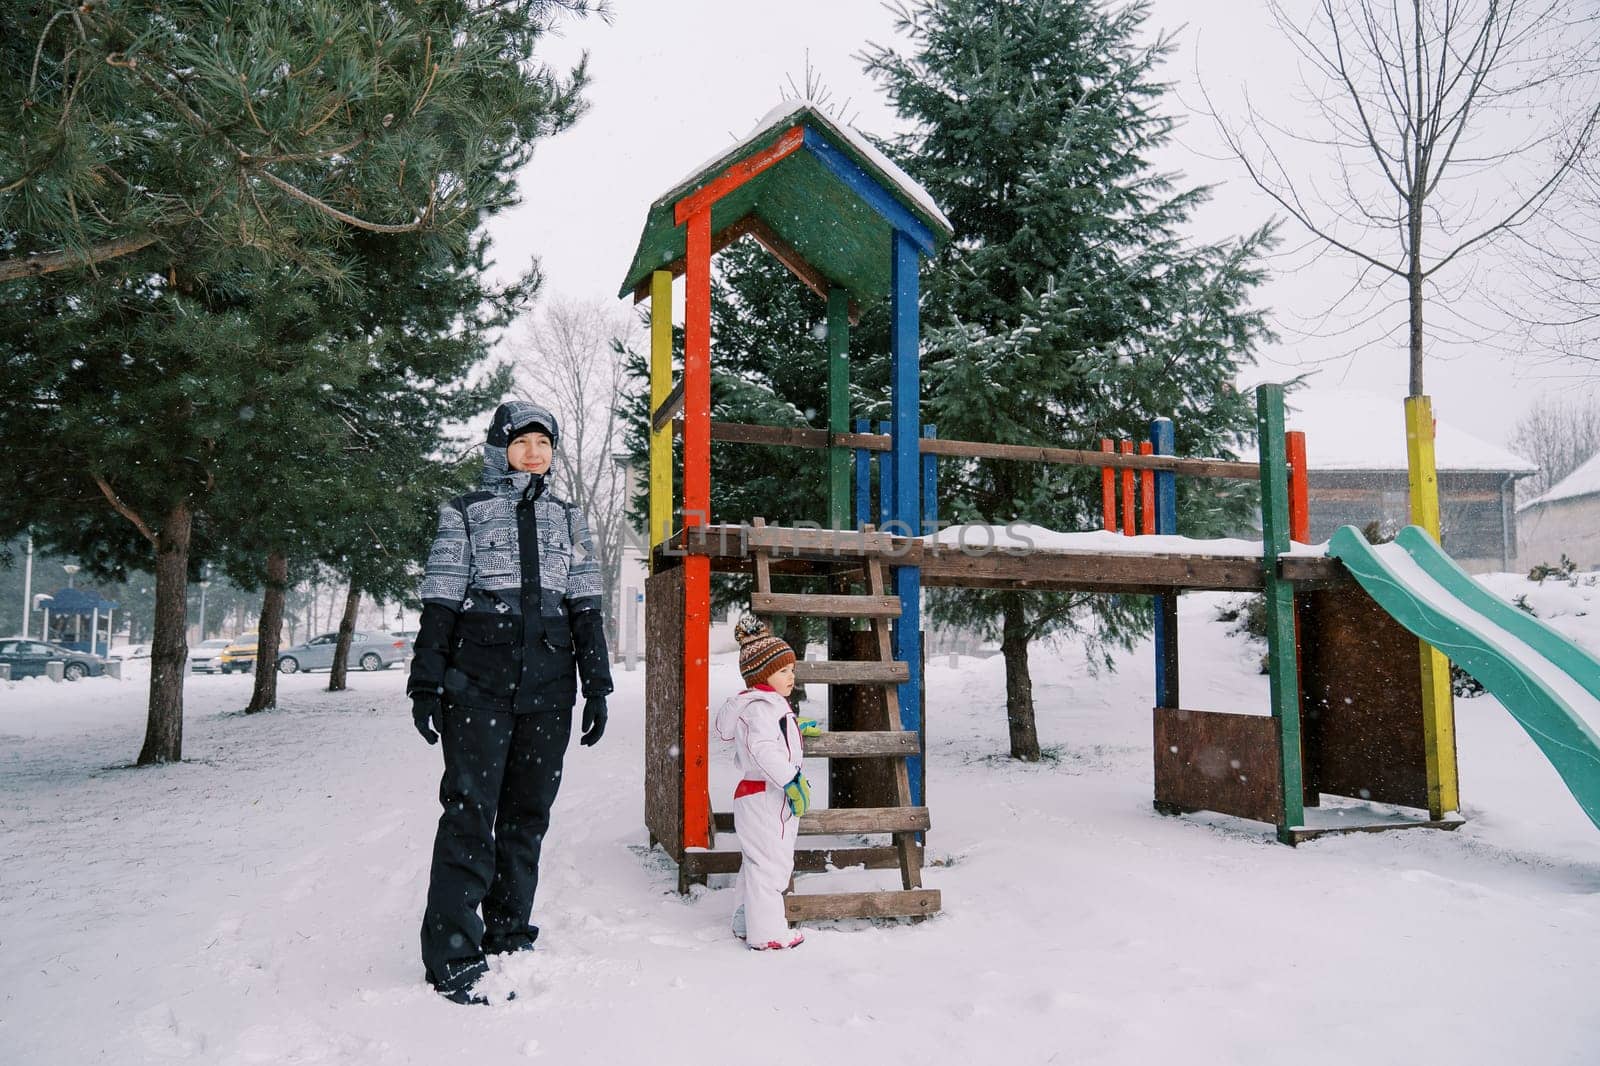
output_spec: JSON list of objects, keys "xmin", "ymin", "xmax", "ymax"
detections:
[
  {"xmin": 412, "ymin": 693, "xmax": 442, "ymax": 745},
  {"xmin": 580, "ymin": 695, "xmax": 607, "ymax": 747}
]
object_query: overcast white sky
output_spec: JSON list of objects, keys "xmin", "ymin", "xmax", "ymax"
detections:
[{"xmin": 487, "ymin": 0, "xmax": 1599, "ymax": 455}]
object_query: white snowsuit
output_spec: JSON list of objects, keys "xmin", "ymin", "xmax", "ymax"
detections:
[{"xmin": 714, "ymin": 685, "xmax": 804, "ymax": 948}]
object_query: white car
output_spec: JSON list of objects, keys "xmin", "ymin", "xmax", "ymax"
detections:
[{"xmin": 188, "ymin": 638, "xmax": 232, "ymax": 674}]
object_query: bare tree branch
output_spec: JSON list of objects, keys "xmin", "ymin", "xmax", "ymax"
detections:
[{"xmin": 0, "ymin": 234, "xmax": 158, "ymax": 282}]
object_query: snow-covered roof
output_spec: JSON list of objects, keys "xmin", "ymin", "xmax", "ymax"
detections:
[
  {"xmin": 1521, "ymin": 450, "xmax": 1600, "ymax": 509},
  {"xmin": 1241, "ymin": 389, "xmax": 1536, "ymax": 475},
  {"xmin": 659, "ymin": 99, "xmax": 953, "ymax": 235},
  {"xmin": 617, "ymin": 101, "xmax": 952, "ymax": 304}
]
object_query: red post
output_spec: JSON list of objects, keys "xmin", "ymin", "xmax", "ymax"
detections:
[
  {"xmin": 1139, "ymin": 440, "xmax": 1155, "ymax": 535},
  {"xmin": 1286, "ymin": 430, "xmax": 1309, "ymax": 544},
  {"xmin": 681, "ymin": 208, "xmax": 712, "ymax": 851},
  {"xmin": 1100, "ymin": 439, "xmax": 1115, "ymax": 531},
  {"xmin": 1119, "ymin": 440, "xmax": 1135, "ymax": 537}
]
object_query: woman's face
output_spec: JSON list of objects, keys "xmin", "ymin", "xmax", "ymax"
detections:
[{"xmin": 506, "ymin": 431, "xmax": 553, "ymax": 474}]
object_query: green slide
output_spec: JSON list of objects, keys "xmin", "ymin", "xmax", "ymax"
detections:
[{"xmin": 1328, "ymin": 524, "xmax": 1600, "ymax": 830}]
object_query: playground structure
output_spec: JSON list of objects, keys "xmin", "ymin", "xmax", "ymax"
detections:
[{"xmin": 620, "ymin": 103, "xmax": 1600, "ymax": 918}]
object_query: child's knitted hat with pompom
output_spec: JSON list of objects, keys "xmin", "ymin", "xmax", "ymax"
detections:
[{"xmin": 734, "ymin": 614, "xmax": 796, "ymax": 687}]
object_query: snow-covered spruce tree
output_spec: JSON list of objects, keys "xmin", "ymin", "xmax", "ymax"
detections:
[
  {"xmin": 0, "ymin": 1, "xmax": 593, "ymax": 764},
  {"xmin": 864, "ymin": 0, "xmax": 1272, "ymax": 760}
]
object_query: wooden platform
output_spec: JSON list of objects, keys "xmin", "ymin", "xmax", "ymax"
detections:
[{"xmin": 661, "ymin": 525, "xmax": 1349, "ymax": 594}]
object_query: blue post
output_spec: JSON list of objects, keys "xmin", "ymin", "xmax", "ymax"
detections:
[
  {"xmin": 890, "ymin": 229, "xmax": 923, "ymax": 806},
  {"xmin": 922, "ymin": 424, "xmax": 938, "ymax": 536},
  {"xmin": 855, "ymin": 418, "xmax": 871, "ymax": 531},
  {"xmin": 1151, "ymin": 417, "xmax": 1179, "ymax": 710},
  {"xmin": 877, "ymin": 419, "xmax": 895, "ymax": 530}
]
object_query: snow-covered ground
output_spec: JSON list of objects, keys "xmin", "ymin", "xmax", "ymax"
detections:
[{"xmin": 3, "ymin": 589, "xmax": 1600, "ymax": 1066}]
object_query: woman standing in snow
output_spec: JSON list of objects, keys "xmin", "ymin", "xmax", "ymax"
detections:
[
  {"xmin": 407, "ymin": 400, "xmax": 613, "ymax": 1004},
  {"xmin": 714, "ymin": 616, "xmax": 814, "ymax": 951}
]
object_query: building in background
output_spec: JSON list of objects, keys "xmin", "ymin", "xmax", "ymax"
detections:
[
  {"xmin": 1262, "ymin": 390, "xmax": 1535, "ymax": 572},
  {"xmin": 1516, "ymin": 453, "xmax": 1600, "ymax": 571}
]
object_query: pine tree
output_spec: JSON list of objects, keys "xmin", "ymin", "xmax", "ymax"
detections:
[
  {"xmin": 864, "ymin": 0, "xmax": 1273, "ymax": 759},
  {"xmin": 0, "ymin": 1, "xmax": 596, "ymax": 763},
  {"xmin": 1, "ymin": 0, "xmax": 598, "ymax": 284}
]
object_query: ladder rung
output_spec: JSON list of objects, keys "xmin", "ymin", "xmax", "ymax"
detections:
[
  {"xmin": 793, "ymin": 660, "xmax": 909, "ymax": 685},
  {"xmin": 746, "ymin": 525, "xmax": 896, "ymax": 556},
  {"xmin": 799, "ymin": 806, "xmax": 930, "ymax": 835},
  {"xmin": 752, "ymin": 592, "xmax": 900, "ymax": 618},
  {"xmin": 804, "ymin": 731, "xmax": 920, "ymax": 758},
  {"xmin": 785, "ymin": 889, "xmax": 941, "ymax": 921},
  {"xmin": 683, "ymin": 844, "xmax": 925, "ymax": 876}
]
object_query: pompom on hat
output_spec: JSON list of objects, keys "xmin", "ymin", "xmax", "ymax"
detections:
[{"xmin": 734, "ymin": 614, "xmax": 796, "ymax": 688}]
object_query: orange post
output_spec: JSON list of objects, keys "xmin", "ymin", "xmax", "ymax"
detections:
[
  {"xmin": 1119, "ymin": 440, "xmax": 1135, "ymax": 537},
  {"xmin": 1100, "ymin": 439, "xmax": 1116, "ymax": 531},
  {"xmin": 1139, "ymin": 440, "xmax": 1155, "ymax": 535},
  {"xmin": 1286, "ymin": 430, "xmax": 1309, "ymax": 543},
  {"xmin": 681, "ymin": 208, "xmax": 712, "ymax": 850}
]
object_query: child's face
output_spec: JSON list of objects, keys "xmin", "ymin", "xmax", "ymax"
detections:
[
  {"xmin": 507, "ymin": 431, "xmax": 553, "ymax": 474},
  {"xmin": 767, "ymin": 662, "xmax": 796, "ymax": 697}
]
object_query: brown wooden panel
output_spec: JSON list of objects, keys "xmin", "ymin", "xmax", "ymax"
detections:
[
  {"xmin": 800, "ymin": 807, "xmax": 930, "ymax": 835},
  {"xmin": 794, "ymin": 659, "xmax": 909, "ymax": 685},
  {"xmin": 1153, "ymin": 707, "xmax": 1283, "ymax": 825},
  {"xmin": 752, "ymin": 592, "xmax": 901, "ymax": 618},
  {"xmin": 785, "ymin": 889, "xmax": 941, "ymax": 921},
  {"xmin": 1285, "ymin": 817, "xmax": 1465, "ymax": 845},
  {"xmin": 804, "ymin": 731, "xmax": 921, "ymax": 758},
  {"xmin": 1298, "ymin": 584, "xmax": 1430, "ymax": 810},
  {"xmin": 645, "ymin": 568, "xmax": 685, "ymax": 861},
  {"xmin": 682, "ymin": 844, "xmax": 925, "ymax": 876},
  {"xmin": 919, "ymin": 545, "xmax": 1265, "ymax": 592},
  {"xmin": 745, "ymin": 524, "xmax": 901, "ymax": 557}
]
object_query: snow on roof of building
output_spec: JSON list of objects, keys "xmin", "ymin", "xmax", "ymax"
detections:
[
  {"xmin": 1240, "ymin": 389, "xmax": 1536, "ymax": 475},
  {"xmin": 1521, "ymin": 449, "xmax": 1600, "ymax": 509}
]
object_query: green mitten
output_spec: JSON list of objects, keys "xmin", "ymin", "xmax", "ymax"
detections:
[
  {"xmin": 783, "ymin": 771, "xmax": 812, "ymax": 817},
  {"xmin": 797, "ymin": 717, "xmax": 822, "ymax": 737}
]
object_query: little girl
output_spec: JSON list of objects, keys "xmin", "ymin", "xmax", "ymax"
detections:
[{"xmin": 714, "ymin": 616, "xmax": 814, "ymax": 950}]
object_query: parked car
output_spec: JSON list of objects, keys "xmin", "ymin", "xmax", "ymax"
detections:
[
  {"xmin": 0, "ymin": 639, "xmax": 108, "ymax": 680},
  {"xmin": 110, "ymin": 643, "xmax": 151, "ymax": 660},
  {"xmin": 219, "ymin": 632, "xmax": 258, "ymax": 674},
  {"xmin": 189, "ymin": 637, "xmax": 232, "ymax": 674},
  {"xmin": 277, "ymin": 632, "xmax": 411, "ymax": 674}
]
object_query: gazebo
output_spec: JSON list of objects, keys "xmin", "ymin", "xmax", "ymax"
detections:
[{"xmin": 38, "ymin": 586, "xmax": 119, "ymax": 656}]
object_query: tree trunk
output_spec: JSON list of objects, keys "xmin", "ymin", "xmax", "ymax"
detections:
[
  {"xmin": 1408, "ymin": 245, "xmax": 1424, "ymax": 396},
  {"xmin": 1001, "ymin": 593, "xmax": 1040, "ymax": 761},
  {"xmin": 780, "ymin": 615, "xmax": 808, "ymax": 706},
  {"xmin": 328, "ymin": 584, "xmax": 361, "ymax": 691},
  {"xmin": 245, "ymin": 551, "xmax": 288, "ymax": 713},
  {"xmin": 138, "ymin": 500, "xmax": 192, "ymax": 765}
]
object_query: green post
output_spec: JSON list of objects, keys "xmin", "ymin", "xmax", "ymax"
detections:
[
  {"xmin": 827, "ymin": 288, "xmax": 851, "ymax": 530},
  {"xmin": 1257, "ymin": 383, "xmax": 1305, "ymax": 841}
]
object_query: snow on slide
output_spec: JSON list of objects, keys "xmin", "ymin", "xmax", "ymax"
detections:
[{"xmin": 1329, "ymin": 524, "xmax": 1600, "ymax": 830}]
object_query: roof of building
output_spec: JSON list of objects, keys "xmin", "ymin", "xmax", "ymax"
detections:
[
  {"xmin": 617, "ymin": 101, "xmax": 953, "ymax": 307},
  {"xmin": 1521, "ymin": 449, "xmax": 1600, "ymax": 510},
  {"xmin": 1239, "ymin": 388, "xmax": 1536, "ymax": 475},
  {"xmin": 38, "ymin": 587, "xmax": 119, "ymax": 615}
]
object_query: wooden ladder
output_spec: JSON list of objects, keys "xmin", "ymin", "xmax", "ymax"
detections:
[{"xmin": 746, "ymin": 517, "xmax": 940, "ymax": 923}]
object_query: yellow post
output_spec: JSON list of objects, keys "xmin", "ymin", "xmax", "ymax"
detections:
[
  {"xmin": 1405, "ymin": 394, "xmax": 1460, "ymax": 817},
  {"xmin": 648, "ymin": 270, "xmax": 673, "ymax": 568}
]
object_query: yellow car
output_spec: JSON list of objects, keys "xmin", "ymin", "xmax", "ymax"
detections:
[{"xmin": 219, "ymin": 632, "xmax": 259, "ymax": 674}]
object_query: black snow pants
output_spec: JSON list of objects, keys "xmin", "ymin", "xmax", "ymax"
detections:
[{"xmin": 420, "ymin": 702, "xmax": 571, "ymax": 980}]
